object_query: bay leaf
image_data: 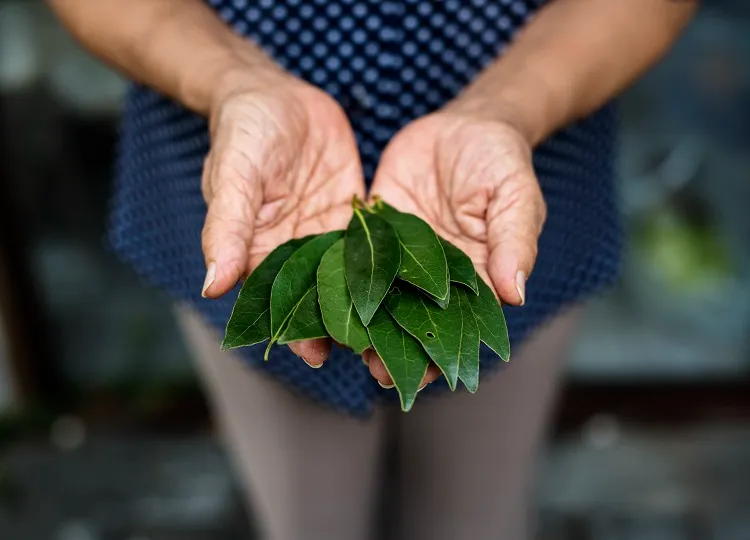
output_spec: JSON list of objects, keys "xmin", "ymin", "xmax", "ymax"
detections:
[
  {"xmin": 456, "ymin": 287, "xmax": 481, "ymax": 393},
  {"xmin": 466, "ymin": 277, "xmax": 510, "ymax": 361},
  {"xmin": 278, "ymin": 286, "xmax": 328, "ymax": 344},
  {"xmin": 377, "ymin": 202, "xmax": 449, "ymax": 301},
  {"xmin": 222, "ymin": 236, "xmax": 312, "ymax": 350},
  {"xmin": 385, "ymin": 285, "xmax": 461, "ymax": 390},
  {"xmin": 440, "ymin": 238, "xmax": 479, "ymax": 295},
  {"xmin": 317, "ymin": 239, "xmax": 371, "ymax": 354},
  {"xmin": 345, "ymin": 209, "xmax": 401, "ymax": 326},
  {"xmin": 366, "ymin": 308, "xmax": 431, "ymax": 412},
  {"xmin": 424, "ymin": 285, "xmax": 450, "ymax": 310},
  {"xmin": 268, "ymin": 230, "xmax": 343, "ymax": 357}
]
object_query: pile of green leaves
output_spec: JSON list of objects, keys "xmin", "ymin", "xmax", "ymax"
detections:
[{"xmin": 222, "ymin": 197, "xmax": 509, "ymax": 411}]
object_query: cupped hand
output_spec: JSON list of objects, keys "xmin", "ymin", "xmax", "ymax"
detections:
[
  {"xmin": 201, "ymin": 69, "xmax": 365, "ymax": 367},
  {"xmin": 366, "ymin": 111, "xmax": 547, "ymax": 389}
]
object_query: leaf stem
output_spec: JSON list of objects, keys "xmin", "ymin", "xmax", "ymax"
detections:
[{"xmin": 352, "ymin": 194, "xmax": 367, "ymax": 210}]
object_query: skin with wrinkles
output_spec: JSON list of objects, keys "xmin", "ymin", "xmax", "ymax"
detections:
[
  {"xmin": 371, "ymin": 112, "xmax": 546, "ymax": 299},
  {"xmin": 49, "ymin": 0, "xmax": 699, "ymax": 394},
  {"xmin": 201, "ymin": 78, "xmax": 366, "ymax": 365},
  {"xmin": 202, "ymin": 82, "xmax": 365, "ymax": 283},
  {"xmin": 365, "ymin": 112, "xmax": 544, "ymax": 387}
]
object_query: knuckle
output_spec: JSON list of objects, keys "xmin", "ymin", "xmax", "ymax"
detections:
[{"xmin": 493, "ymin": 175, "xmax": 535, "ymax": 214}]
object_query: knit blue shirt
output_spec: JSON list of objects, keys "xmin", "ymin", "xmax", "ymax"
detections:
[{"xmin": 111, "ymin": 0, "xmax": 622, "ymax": 416}]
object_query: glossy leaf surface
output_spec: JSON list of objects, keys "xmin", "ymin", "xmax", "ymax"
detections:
[
  {"xmin": 424, "ymin": 285, "xmax": 450, "ymax": 310},
  {"xmin": 222, "ymin": 236, "xmax": 311, "ymax": 350},
  {"xmin": 440, "ymin": 238, "xmax": 478, "ymax": 295},
  {"xmin": 456, "ymin": 287, "xmax": 481, "ymax": 393},
  {"xmin": 367, "ymin": 309, "xmax": 431, "ymax": 412},
  {"xmin": 345, "ymin": 209, "xmax": 401, "ymax": 326},
  {"xmin": 278, "ymin": 286, "xmax": 328, "ymax": 344},
  {"xmin": 317, "ymin": 239, "xmax": 371, "ymax": 354},
  {"xmin": 377, "ymin": 202, "xmax": 449, "ymax": 300},
  {"xmin": 385, "ymin": 285, "xmax": 461, "ymax": 390},
  {"xmin": 467, "ymin": 277, "xmax": 510, "ymax": 361},
  {"xmin": 269, "ymin": 231, "xmax": 343, "ymax": 353}
]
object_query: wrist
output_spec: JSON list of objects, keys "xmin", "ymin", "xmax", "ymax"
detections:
[
  {"xmin": 445, "ymin": 90, "xmax": 543, "ymax": 148},
  {"xmin": 444, "ymin": 68, "xmax": 568, "ymax": 148},
  {"xmin": 179, "ymin": 36, "xmax": 290, "ymax": 117},
  {"xmin": 209, "ymin": 59, "xmax": 288, "ymax": 109}
]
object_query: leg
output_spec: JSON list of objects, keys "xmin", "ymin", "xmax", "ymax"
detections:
[
  {"xmin": 174, "ymin": 307, "xmax": 387, "ymax": 540},
  {"xmin": 394, "ymin": 306, "xmax": 585, "ymax": 540}
]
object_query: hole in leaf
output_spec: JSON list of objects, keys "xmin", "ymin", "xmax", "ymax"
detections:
[{"xmin": 425, "ymin": 332, "xmax": 435, "ymax": 339}]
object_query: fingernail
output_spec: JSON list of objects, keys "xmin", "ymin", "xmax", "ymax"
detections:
[
  {"xmin": 418, "ymin": 382, "xmax": 428, "ymax": 392},
  {"xmin": 515, "ymin": 270, "xmax": 526, "ymax": 306},
  {"xmin": 202, "ymin": 262, "xmax": 216, "ymax": 298},
  {"xmin": 303, "ymin": 358, "xmax": 323, "ymax": 369},
  {"xmin": 378, "ymin": 381, "xmax": 394, "ymax": 389}
]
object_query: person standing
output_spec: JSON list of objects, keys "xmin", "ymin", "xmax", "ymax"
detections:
[{"xmin": 49, "ymin": 1, "xmax": 697, "ymax": 538}]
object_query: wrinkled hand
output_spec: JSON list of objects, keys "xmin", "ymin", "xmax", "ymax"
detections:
[
  {"xmin": 366, "ymin": 111, "xmax": 547, "ymax": 388},
  {"xmin": 201, "ymin": 70, "xmax": 365, "ymax": 366}
]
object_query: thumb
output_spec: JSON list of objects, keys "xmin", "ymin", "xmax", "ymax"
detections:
[
  {"xmin": 486, "ymin": 171, "xmax": 546, "ymax": 306},
  {"xmin": 201, "ymin": 172, "xmax": 261, "ymax": 299}
]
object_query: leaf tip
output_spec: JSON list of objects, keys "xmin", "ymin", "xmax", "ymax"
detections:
[
  {"xmin": 359, "ymin": 310, "xmax": 374, "ymax": 327},
  {"xmin": 401, "ymin": 397, "xmax": 415, "ymax": 413},
  {"xmin": 434, "ymin": 285, "xmax": 450, "ymax": 302}
]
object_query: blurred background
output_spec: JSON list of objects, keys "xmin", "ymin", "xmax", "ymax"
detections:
[{"xmin": 1, "ymin": 1, "xmax": 749, "ymax": 539}]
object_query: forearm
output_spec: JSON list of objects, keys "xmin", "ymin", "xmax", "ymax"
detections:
[
  {"xmin": 47, "ymin": 0, "xmax": 280, "ymax": 116},
  {"xmin": 450, "ymin": 0, "xmax": 698, "ymax": 145}
]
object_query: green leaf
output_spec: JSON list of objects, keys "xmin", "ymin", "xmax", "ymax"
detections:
[
  {"xmin": 345, "ymin": 209, "xmax": 401, "ymax": 326},
  {"xmin": 385, "ymin": 285, "xmax": 462, "ymax": 390},
  {"xmin": 268, "ymin": 231, "xmax": 344, "ymax": 357},
  {"xmin": 456, "ymin": 288, "xmax": 480, "ymax": 393},
  {"xmin": 317, "ymin": 239, "xmax": 371, "ymax": 354},
  {"xmin": 424, "ymin": 285, "xmax": 450, "ymax": 310},
  {"xmin": 440, "ymin": 238, "xmax": 478, "ymax": 295},
  {"xmin": 466, "ymin": 277, "xmax": 510, "ymax": 361},
  {"xmin": 278, "ymin": 286, "xmax": 328, "ymax": 344},
  {"xmin": 377, "ymin": 202, "xmax": 449, "ymax": 300},
  {"xmin": 366, "ymin": 309, "xmax": 431, "ymax": 412},
  {"xmin": 222, "ymin": 236, "xmax": 311, "ymax": 350}
]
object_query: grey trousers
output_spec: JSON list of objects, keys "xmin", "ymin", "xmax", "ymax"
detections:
[{"xmin": 175, "ymin": 306, "xmax": 583, "ymax": 540}]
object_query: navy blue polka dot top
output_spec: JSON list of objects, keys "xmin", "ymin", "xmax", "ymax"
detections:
[{"xmin": 111, "ymin": 0, "xmax": 622, "ymax": 416}]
